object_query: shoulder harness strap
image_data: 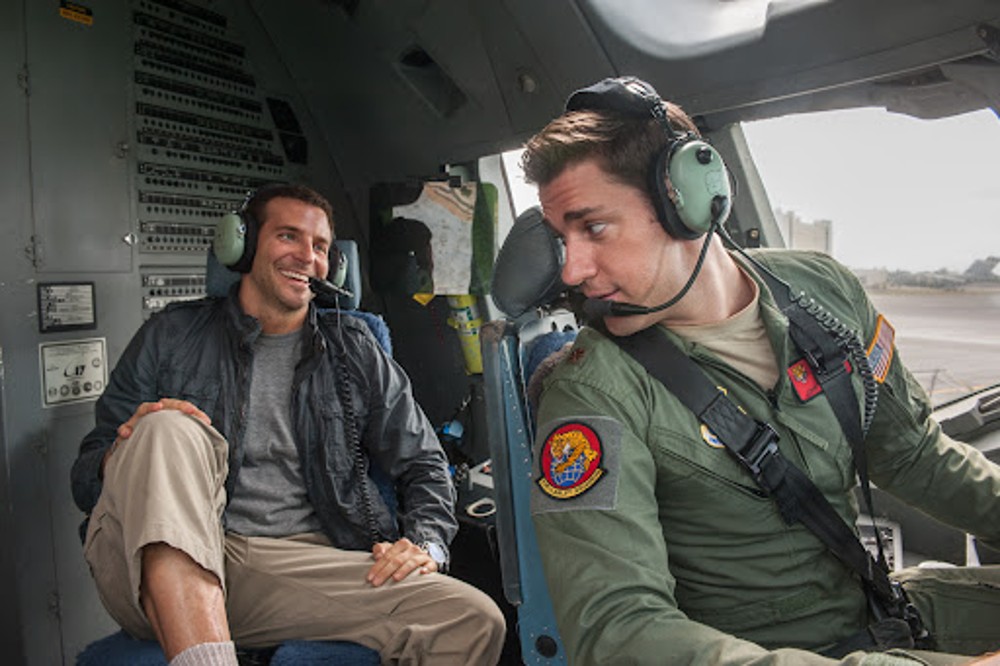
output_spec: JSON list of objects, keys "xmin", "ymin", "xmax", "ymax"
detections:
[{"xmin": 612, "ymin": 324, "xmax": 926, "ymax": 641}]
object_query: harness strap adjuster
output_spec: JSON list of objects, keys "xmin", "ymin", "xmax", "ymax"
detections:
[{"xmin": 735, "ymin": 422, "xmax": 780, "ymax": 479}]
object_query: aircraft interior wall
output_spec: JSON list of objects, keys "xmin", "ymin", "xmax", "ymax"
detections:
[{"xmin": 2, "ymin": 1, "xmax": 37, "ymax": 663}]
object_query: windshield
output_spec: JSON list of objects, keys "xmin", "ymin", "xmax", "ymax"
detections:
[{"xmin": 742, "ymin": 108, "xmax": 1000, "ymax": 406}]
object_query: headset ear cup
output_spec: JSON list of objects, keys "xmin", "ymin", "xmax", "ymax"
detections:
[
  {"xmin": 232, "ymin": 211, "xmax": 258, "ymax": 273},
  {"xmin": 329, "ymin": 245, "xmax": 348, "ymax": 288},
  {"xmin": 213, "ymin": 210, "xmax": 258, "ymax": 273},
  {"xmin": 663, "ymin": 139, "xmax": 733, "ymax": 239},
  {"xmin": 214, "ymin": 212, "xmax": 247, "ymax": 268},
  {"xmin": 650, "ymin": 147, "xmax": 700, "ymax": 240}
]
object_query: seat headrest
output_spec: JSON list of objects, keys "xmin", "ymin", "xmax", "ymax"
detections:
[
  {"xmin": 491, "ymin": 206, "xmax": 566, "ymax": 318},
  {"xmin": 207, "ymin": 239, "xmax": 362, "ymax": 311}
]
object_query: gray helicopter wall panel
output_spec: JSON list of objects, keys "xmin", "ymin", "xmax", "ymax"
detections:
[
  {"xmin": 0, "ymin": 8, "xmax": 29, "ymax": 664},
  {"xmin": 1, "ymin": 2, "xmax": 45, "ymax": 664},
  {"xmin": 26, "ymin": 0, "xmax": 133, "ymax": 275}
]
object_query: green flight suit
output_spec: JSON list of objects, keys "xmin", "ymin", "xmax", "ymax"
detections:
[{"xmin": 531, "ymin": 249, "xmax": 1000, "ymax": 665}]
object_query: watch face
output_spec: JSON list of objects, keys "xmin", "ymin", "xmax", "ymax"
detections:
[{"xmin": 423, "ymin": 541, "xmax": 447, "ymax": 565}]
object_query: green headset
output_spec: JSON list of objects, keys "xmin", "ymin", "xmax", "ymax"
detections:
[
  {"xmin": 565, "ymin": 76, "xmax": 732, "ymax": 240},
  {"xmin": 213, "ymin": 185, "xmax": 348, "ymax": 288}
]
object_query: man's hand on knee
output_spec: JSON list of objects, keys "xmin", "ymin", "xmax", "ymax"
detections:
[
  {"xmin": 103, "ymin": 398, "xmax": 212, "ymax": 473},
  {"xmin": 367, "ymin": 537, "xmax": 437, "ymax": 586}
]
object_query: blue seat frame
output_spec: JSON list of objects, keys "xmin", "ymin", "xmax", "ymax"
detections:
[
  {"xmin": 481, "ymin": 318, "xmax": 571, "ymax": 665},
  {"xmin": 76, "ymin": 631, "xmax": 381, "ymax": 666}
]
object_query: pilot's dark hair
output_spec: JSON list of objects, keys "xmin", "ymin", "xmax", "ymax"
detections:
[
  {"xmin": 520, "ymin": 101, "xmax": 699, "ymax": 196},
  {"xmin": 246, "ymin": 183, "xmax": 336, "ymax": 237}
]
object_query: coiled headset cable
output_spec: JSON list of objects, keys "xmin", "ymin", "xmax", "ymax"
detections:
[
  {"xmin": 719, "ymin": 226, "xmax": 892, "ymax": 569},
  {"xmin": 329, "ymin": 303, "xmax": 383, "ymax": 548},
  {"xmin": 718, "ymin": 226, "xmax": 879, "ymax": 433},
  {"xmin": 787, "ymin": 291, "xmax": 879, "ymax": 436}
]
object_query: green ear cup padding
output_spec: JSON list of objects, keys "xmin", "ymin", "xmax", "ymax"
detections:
[
  {"xmin": 213, "ymin": 212, "xmax": 247, "ymax": 267},
  {"xmin": 330, "ymin": 246, "xmax": 348, "ymax": 288},
  {"xmin": 667, "ymin": 140, "xmax": 732, "ymax": 236}
]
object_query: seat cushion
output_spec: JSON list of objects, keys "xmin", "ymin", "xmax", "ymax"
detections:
[
  {"xmin": 77, "ymin": 631, "xmax": 381, "ymax": 666},
  {"xmin": 270, "ymin": 639, "xmax": 380, "ymax": 665},
  {"xmin": 76, "ymin": 631, "xmax": 166, "ymax": 665}
]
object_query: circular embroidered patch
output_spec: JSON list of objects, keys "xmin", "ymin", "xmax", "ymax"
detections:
[
  {"xmin": 700, "ymin": 424, "xmax": 725, "ymax": 449},
  {"xmin": 538, "ymin": 423, "xmax": 604, "ymax": 499}
]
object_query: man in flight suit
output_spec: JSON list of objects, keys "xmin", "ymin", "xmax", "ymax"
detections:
[{"xmin": 521, "ymin": 77, "xmax": 1000, "ymax": 665}]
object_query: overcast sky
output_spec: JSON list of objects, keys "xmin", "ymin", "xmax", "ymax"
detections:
[
  {"xmin": 505, "ymin": 107, "xmax": 1000, "ymax": 273},
  {"xmin": 741, "ymin": 107, "xmax": 1000, "ymax": 272}
]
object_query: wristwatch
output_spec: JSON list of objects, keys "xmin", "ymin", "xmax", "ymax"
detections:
[{"xmin": 419, "ymin": 541, "xmax": 450, "ymax": 574}]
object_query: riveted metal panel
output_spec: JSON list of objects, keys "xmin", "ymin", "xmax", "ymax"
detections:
[{"xmin": 26, "ymin": 0, "xmax": 132, "ymax": 274}]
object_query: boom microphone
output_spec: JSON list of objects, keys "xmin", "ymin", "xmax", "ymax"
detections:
[
  {"xmin": 308, "ymin": 276, "xmax": 354, "ymax": 300},
  {"xmin": 582, "ymin": 299, "xmax": 652, "ymax": 319}
]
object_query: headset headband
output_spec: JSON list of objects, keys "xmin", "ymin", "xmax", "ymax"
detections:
[{"xmin": 565, "ymin": 77, "xmax": 679, "ymax": 140}]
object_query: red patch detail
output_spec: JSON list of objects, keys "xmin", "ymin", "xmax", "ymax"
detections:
[
  {"xmin": 787, "ymin": 358, "xmax": 822, "ymax": 402},
  {"xmin": 787, "ymin": 358, "xmax": 854, "ymax": 402},
  {"xmin": 537, "ymin": 423, "xmax": 604, "ymax": 499}
]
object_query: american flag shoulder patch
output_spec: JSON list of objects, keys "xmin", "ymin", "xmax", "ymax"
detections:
[{"xmin": 866, "ymin": 315, "xmax": 896, "ymax": 383}]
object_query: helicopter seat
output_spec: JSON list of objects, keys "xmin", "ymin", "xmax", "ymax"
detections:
[{"xmin": 481, "ymin": 206, "xmax": 579, "ymax": 664}]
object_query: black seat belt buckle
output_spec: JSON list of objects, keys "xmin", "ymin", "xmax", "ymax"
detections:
[
  {"xmin": 735, "ymin": 422, "xmax": 780, "ymax": 481},
  {"xmin": 890, "ymin": 580, "xmax": 933, "ymax": 646}
]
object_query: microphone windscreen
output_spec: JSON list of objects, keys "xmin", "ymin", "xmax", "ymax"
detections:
[
  {"xmin": 309, "ymin": 276, "xmax": 354, "ymax": 300},
  {"xmin": 583, "ymin": 298, "xmax": 655, "ymax": 319},
  {"xmin": 582, "ymin": 298, "xmax": 614, "ymax": 320}
]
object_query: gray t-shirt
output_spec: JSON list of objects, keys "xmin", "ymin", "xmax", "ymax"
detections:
[{"xmin": 224, "ymin": 330, "xmax": 322, "ymax": 536}]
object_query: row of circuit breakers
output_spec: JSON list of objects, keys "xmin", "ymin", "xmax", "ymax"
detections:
[{"xmin": 134, "ymin": 0, "xmax": 308, "ymax": 317}]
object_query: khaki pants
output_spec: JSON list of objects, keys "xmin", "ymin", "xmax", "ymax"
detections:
[{"xmin": 84, "ymin": 410, "xmax": 506, "ymax": 665}]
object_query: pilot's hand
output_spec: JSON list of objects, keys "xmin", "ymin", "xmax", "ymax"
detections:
[
  {"xmin": 102, "ymin": 398, "xmax": 211, "ymax": 473},
  {"xmin": 966, "ymin": 652, "xmax": 1000, "ymax": 665},
  {"xmin": 367, "ymin": 537, "xmax": 437, "ymax": 587}
]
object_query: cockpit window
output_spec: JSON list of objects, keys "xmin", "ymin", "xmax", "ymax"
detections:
[{"xmin": 743, "ymin": 108, "xmax": 1000, "ymax": 405}]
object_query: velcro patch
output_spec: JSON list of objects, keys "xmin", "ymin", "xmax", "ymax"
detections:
[
  {"xmin": 787, "ymin": 358, "xmax": 822, "ymax": 402},
  {"xmin": 531, "ymin": 416, "xmax": 622, "ymax": 515},
  {"xmin": 866, "ymin": 315, "xmax": 896, "ymax": 383},
  {"xmin": 786, "ymin": 357, "xmax": 854, "ymax": 402}
]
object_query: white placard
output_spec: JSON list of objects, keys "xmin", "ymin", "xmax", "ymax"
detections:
[
  {"xmin": 38, "ymin": 282, "xmax": 96, "ymax": 332},
  {"xmin": 39, "ymin": 338, "xmax": 108, "ymax": 407}
]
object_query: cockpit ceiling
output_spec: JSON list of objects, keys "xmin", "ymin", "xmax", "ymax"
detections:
[{"xmin": 252, "ymin": 0, "xmax": 1000, "ymax": 182}]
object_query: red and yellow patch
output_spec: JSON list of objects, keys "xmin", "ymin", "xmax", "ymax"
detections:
[
  {"xmin": 786, "ymin": 357, "xmax": 853, "ymax": 402},
  {"xmin": 787, "ymin": 358, "xmax": 822, "ymax": 402},
  {"xmin": 537, "ymin": 423, "xmax": 604, "ymax": 499}
]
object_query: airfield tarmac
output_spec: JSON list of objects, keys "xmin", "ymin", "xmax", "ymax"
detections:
[{"xmin": 867, "ymin": 287, "xmax": 1000, "ymax": 406}]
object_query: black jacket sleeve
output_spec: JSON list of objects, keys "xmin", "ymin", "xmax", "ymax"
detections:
[{"xmin": 352, "ymin": 325, "xmax": 459, "ymax": 549}]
